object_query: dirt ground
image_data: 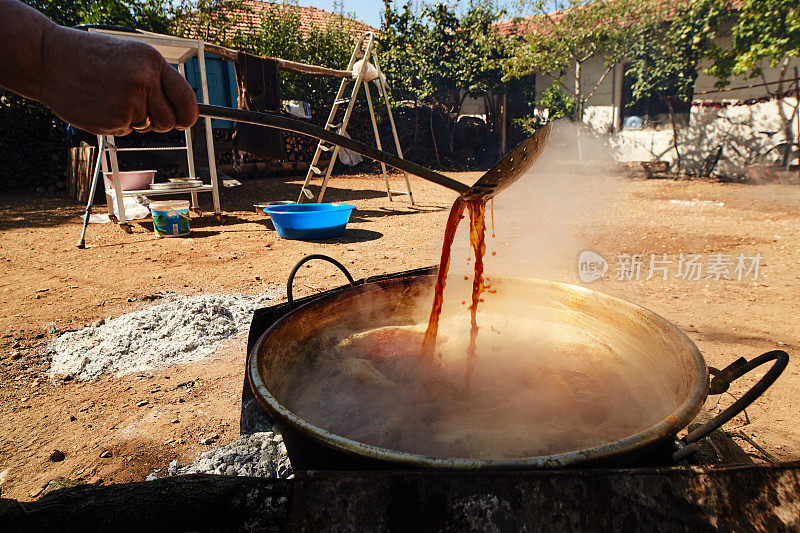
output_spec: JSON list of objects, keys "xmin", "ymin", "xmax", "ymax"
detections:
[{"xmin": 0, "ymin": 171, "xmax": 798, "ymax": 500}]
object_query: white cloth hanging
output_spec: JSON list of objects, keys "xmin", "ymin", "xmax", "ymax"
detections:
[
  {"xmin": 336, "ymin": 129, "xmax": 363, "ymax": 167},
  {"xmin": 352, "ymin": 59, "xmax": 379, "ymax": 82}
]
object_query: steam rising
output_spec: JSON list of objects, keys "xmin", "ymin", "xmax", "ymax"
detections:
[
  {"xmin": 449, "ymin": 121, "xmax": 623, "ymax": 283},
  {"xmin": 274, "ymin": 277, "xmax": 691, "ymax": 460}
]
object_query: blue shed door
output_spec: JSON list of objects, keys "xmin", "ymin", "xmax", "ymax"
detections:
[{"xmin": 183, "ymin": 54, "xmax": 238, "ymax": 129}]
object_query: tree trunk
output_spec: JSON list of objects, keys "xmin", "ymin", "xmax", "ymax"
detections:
[
  {"xmin": 780, "ymin": 97, "xmax": 795, "ymax": 169},
  {"xmin": 575, "ymin": 61, "xmax": 584, "ymax": 123},
  {"xmin": 294, "ymin": 463, "xmax": 800, "ymax": 531},
  {"xmin": 0, "ymin": 474, "xmax": 292, "ymax": 532},
  {"xmin": 795, "ymin": 68, "xmax": 800, "ymax": 179},
  {"xmin": 412, "ymin": 101, "xmax": 419, "ymax": 152},
  {"xmin": 778, "ymin": 87, "xmax": 799, "ymax": 170},
  {"xmin": 500, "ymin": 90, "xmax": 507, "ymax": 156},
  {"xmin": 429, "ymin": 107, "xmax": 442, "ymax": 168},
  {"xmin": 663, "ymin": 95, "xmax": 683, "ymax": 173},
  {"xmin": 451, "ymin": 92, "xmax": 470, "ymax": 154},
  {"xmin": 773, "ymin": 59, "xmax": 794, "ymax": 168}
]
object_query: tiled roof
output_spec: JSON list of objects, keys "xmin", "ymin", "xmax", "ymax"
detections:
[
  {"xmin": 185, "ymin": 1, "xmax": 378, "ymax": 43},
  {"xmin": 493, "ymin": 17, "xmax": 542, "ymax": 38},
  {"xmin": 494, "ymin": 0, "xmax": 740, "ymax": 38},
  {"xmin": 493, "ymin": 9, "xmax": 573, "ymax": 38}
]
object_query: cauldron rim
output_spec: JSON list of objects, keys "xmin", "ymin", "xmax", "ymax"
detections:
[{"xmin": 248, "ymin": 274, "xmax": 708, "ymax": 468}]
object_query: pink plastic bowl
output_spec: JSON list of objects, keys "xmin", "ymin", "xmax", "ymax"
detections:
[{"xmin": 103, "ymin": 170, "xmax": 156, "ymax": 191}]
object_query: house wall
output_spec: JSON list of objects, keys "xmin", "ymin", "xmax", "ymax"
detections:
[
  {"xmin": 686, "ymin": 97, "xmax": 798, "ymax": 176},
  {"xmin": 613, "ymin": 56, "xmax": 800, "ymax": 176},
  {"xmin": 460, "ymin": 27, "xmax": 799, "ymax": 177},
  {"xmin": 534, "ymin": 55, "xmax": 623, "ymax": 132},
  {"xmin": 457, "ymin": 55, "xmax": 623, "ymax": 130},
  {"xmin": 459, "ymin": 94, "xmax": 488, "ymax": 120},
  {"xmin": 693, "ymin": 36, "xmax": 800, "ymax": 100},
  {"xmin": 612, "ymin": 97, "xmax": 800, "ymax": 175},
  {"xmin": 611, "ymin": 129, "xmax": 675, "ymax": 163}
]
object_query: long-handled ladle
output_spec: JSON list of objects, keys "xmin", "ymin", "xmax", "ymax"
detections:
[{"xmin": 198, "ymin": 104, "xmax": 550, "ymax": 201}]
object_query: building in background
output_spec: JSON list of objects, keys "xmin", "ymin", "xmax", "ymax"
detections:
[{"xmin": 487, "ymin": 12, "xmax": 799, "ymax": 177}]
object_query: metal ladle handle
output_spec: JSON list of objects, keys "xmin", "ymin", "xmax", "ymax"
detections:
[
  {"xmin": 287, "ymin": 254, "xmax": 356, "ymax": 309},
  {"xmin": 198, "ymin": 104, "xmax": 470, "ymax": 195},
  {"xmin": 673, "ymin": 350, "xmax": 789, "ymax": 462}
]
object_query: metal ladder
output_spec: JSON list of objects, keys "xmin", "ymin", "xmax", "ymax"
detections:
[{"xmin": 297, "ymin": 32, "xmax": 415, "ymax": 205}]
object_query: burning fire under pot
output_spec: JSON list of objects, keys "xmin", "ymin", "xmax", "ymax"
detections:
[{"xmin": 238, "ymin": 255, "xmax": 798, "ymax": 530}]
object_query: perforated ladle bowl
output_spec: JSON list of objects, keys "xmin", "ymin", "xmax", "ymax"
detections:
[{"xmin": 198, "ymin": 104, "xmax": 551, "ymax": 201}]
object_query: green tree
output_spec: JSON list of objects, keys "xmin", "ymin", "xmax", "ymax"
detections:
[
  {"xmin": 230, "ymin": 2, "xmax": 357, "ymax": 112},
  {"xmin": 25, "ymin": 0, "xmax": 174, "ymax": 32},
  {"xmin": 505, "ymin": 0, "xmax": 659, "ymax": 122},
  {"xmin": 707, "ymin": 0, "xmax": 800, "ymax": 166},
  {"xmin": 708, "ymin": 0, "xmax": 800, "ymax": 84},
  {"xmin": 379, "ymin": 1, "xmax": 424, "ymax": 100},
  {"xmin": 456, "ymin": 2, "xmax": 511, "ymax": 148},
  {"xmin": 6, "ymin": 0, "xmax": 175, "ymax": 192},
  {"xmin": 625, "ymin": 0, "xmax": 728, "ymax": 170},
  {"xmin": 512, "ymin": 81, "xmax": 575, "ymax": 134},
  {"xmin": 174, "ymin": 0, "xmax": 248, "ymax": 43},
  {"xmin": 173, "ymin": 1, "xmax": 358, "ymax": 112},
  {"xmin": 380, "ymin": 1, "xmax": 511, "ymax": 164}
]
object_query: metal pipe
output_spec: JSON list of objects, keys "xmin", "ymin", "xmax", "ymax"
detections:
[{"xmin": 77, "ymin": 141, "xmax": 110, "ymax": 248}]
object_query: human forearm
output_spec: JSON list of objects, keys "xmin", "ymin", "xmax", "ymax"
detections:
[
  {"xmin": 0, "ymin": 0, "xmax": 198, "ymax": 135},
  {"xmin": 0, "ymin": 0, "xmax": 57, "ymax": 102}
]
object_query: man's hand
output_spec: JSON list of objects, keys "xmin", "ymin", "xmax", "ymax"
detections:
[
  {"xmin": 0, "ymin": 0, "xmax": 199, "ymax": 136},
  {"xmin": 40, "ymin": 26, "xmax": 199, "ymax": 136}
]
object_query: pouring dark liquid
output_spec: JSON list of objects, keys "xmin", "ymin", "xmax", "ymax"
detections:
[{"xmin": 421, "ymin": 196, "xmax": 488, "ymax": 384}]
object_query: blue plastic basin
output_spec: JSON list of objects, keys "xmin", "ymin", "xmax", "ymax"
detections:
[{"xmin": 264, "ymin": 203, "xmax": 356, "ymax": 240}]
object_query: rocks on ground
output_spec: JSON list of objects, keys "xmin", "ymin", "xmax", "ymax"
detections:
[
  {"xmin": 149, "ymin": 432, "xmax": 291, "ymax": 481},
  {"xmin": 48, "ymin": 450, "xmax": 65, "ymax": 462}
]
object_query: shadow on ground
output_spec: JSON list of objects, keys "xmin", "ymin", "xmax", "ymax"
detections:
[
  {"xmin": 696, "ymin": 326, "xmax": 791, "ymax": 353},
  {"xmin": 0, "ymin": 194, "xmax": 84, "ymax": 231},
  {"xmin": 0, "ymin": 174, "xmax": 448, "ymax": 232},
  {"xmin": 302, "ymin": 228, "xmax": 383, "ymax": 244}
]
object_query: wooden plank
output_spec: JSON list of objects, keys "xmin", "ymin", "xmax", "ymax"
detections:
[
  {"xmin": 204, "ymin": 42, "xmax": 239, "ymax": 62},
  {"xmin": 202, "ymin": 45, "xmax": 353, "ymax": 78},
  {"xmin": 88, "ymin": 30, "xmax": 351, "ymax": 79},
  {"xmin": 3, "ymin": 463, "xmax": 799, "ymax": 531},
  {"xmin": 68, "ymin": 145, "xmax": 95, "ymax": 204},
  {"xmin": 202, "ymin": 44, "xmax": 353, "ymax": 78},
  {"xmin": 273, "ymin": 58, "xmax": 351, "ymax": 78},
  {"xmin": 0, "ymin": 474, "xmax": 291, "ymax": 533},
  {"xmin": 293, "ymin": 462, "xmax": 800, "ymax": 531},
  {"xmin": 206, "ymin": 42, "xmax": 353, "ymax": 77}
]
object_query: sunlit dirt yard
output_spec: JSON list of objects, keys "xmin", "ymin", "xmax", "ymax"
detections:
[{"xmin": 1, "ymin": 171, "xmax": 799, "ymax": 499}]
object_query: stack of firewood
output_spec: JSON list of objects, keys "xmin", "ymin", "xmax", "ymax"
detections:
[{"xmin": 284, "ymin": 133, "xmax": 315, "ymax": 162}]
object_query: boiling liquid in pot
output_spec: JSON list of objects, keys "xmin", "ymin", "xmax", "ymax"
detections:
[{"xmin": 278, "ymin": 316, "xmax": 678, "ymax": 459}]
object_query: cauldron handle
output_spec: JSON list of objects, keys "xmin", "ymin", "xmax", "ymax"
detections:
[
  {"xmin": 287, "ymin": 254, "xmax": 356, "ymax": 309},
  {"xmin": 673, "ymin": 350, "xmax": 789, "ymax": 462}
]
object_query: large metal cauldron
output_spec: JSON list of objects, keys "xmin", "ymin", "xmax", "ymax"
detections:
[{"xmin": 248, "ymin": 256, "xmax": 788, "ymax": 470}]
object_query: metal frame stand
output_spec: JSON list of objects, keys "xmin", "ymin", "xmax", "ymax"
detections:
[
  {"xmin": 297, "ymin": 32, "xmax": 414, "ymax": 205},
  {"xmin": 77, "ymin": 140, "xmax": 113, "ymax": 248},
  {"xmin": 87, "ymin": 28, "xmax": 222, "ymax": 229}
]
